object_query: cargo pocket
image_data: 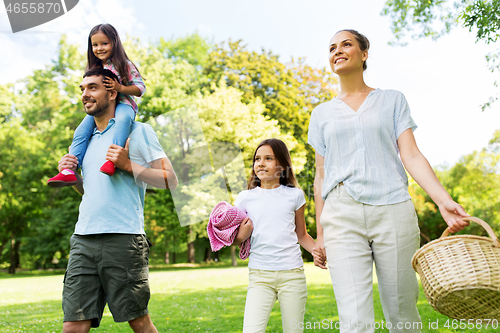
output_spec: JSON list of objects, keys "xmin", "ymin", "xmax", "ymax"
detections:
[{"xmin": 126, "ymin": 266, "xmax": 150, "ymax": 314}]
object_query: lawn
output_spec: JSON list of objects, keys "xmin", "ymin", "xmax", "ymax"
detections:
[{"xmin": 0, "ymin": 263, "xmax": 498, "ymax": 332}]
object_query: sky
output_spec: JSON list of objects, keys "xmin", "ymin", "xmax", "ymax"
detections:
[{"xmin": 1, "ymin": 0, "xmax": 499, "ymax": 167}]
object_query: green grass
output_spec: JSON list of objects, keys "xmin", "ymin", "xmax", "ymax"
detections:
[{"xmin": 1, "ymin": 263, "xmax": 498, "ymax": 332}]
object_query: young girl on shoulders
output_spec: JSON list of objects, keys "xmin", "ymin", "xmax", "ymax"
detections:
[
  {"xmin": 234, "ymin": 138, "xmax": 322, "ymax": 333},
  {"xmin": 48, "ymin": 23, "xmax": 145, "ymax": 186}
]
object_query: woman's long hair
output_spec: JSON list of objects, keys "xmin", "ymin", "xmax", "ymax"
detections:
[
  {"xmin": 247, "ymin": 138, "xmax": 299, "ymax": 189},
  {"xmin": 86, "ymin": 24, "xmax": 142, "ymax": 85}
]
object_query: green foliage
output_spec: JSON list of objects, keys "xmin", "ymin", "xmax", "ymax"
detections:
[
  {"xmin": 410, "ymin": 130, "xmax": 500, "ymax": 243},
  {"xmin": 203, "ymin": 40, "xmax": 337, "ymax": 144},
  {"xmin": 0, "ymin": 36, "xmax": 86, "ymax": 272},
  {"xmin": 461, "ymin": 0, "xmax": 500, "ymax": 43},
  {"xmin": 381, "ymin": 0, "xmax": 500, "ymax": 43},
  {"xmin": 0, "ymin": 84, "xmax": 15, "ymax": 124},
  {"xmin": 381, "ymin": 0, "xmax": 500, "ymax": 109},
  {"xmin": 203, "ymin": 40, "xmax": 337, "ymax": 239},
  {"xmin": 159, "ymin": 32, "xmax": 213, "ymax": 68}
]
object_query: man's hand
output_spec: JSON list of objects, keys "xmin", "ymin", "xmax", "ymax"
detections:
[
  {"xmin": 103, "ymin": 76, "xmax": 121, "ymax": 92},
  {"xmin": 58, "ymin": 154, "xmax": 78, "ymax": 172},
  {"xmin": 106, "ymin": 139, "xmax": 131, "ymax": 173}
]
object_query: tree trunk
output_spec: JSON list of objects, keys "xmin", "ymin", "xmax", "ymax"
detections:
[
  {"xmin": 230, "ymin": 246, "xmax": 237, "ymax": 267},
  {"xmin": 165, "ymin": 251, "xmax": 170, "ymax": 264},
  {"xmin": 8, "ymin": 237, "xmax": 17, "ymax": 274},
  {"xmin": 14, "ymin": 239, "xmax": 20, "ymax": 268},
  {"xmin": 187, "ymin": 242, "xmax": 195, "ymax": 263},
  {"xmin": 187, "ymin": 228, "xmax": 195, "ymax": 263},
  {"xmin": 204, "ymin": 247, "xmax": 212, "ymax": 262}
]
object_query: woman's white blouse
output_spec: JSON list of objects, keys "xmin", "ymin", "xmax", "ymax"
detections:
[{"xmin": 308, "ymin": 89, "xmax": 417, "ymax": 205}]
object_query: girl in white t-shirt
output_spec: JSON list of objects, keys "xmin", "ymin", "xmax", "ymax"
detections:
[{"xmin": 233, "ymin": 138, "xmax": 322, "ymax": 333}]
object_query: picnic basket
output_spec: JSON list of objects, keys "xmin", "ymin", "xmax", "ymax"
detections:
[{"xmin": 412, "ymin": 217, "xmax": 500, "ymax": 319}]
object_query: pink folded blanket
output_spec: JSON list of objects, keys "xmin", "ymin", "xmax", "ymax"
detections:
[{"xmin": 207, "ymin": 201, "xmax": 251, "ymax": 260}]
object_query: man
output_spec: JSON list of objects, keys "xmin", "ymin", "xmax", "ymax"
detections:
[{"xmin": 57, "ymin": 68, "xmax": 177, "ymax": 333}]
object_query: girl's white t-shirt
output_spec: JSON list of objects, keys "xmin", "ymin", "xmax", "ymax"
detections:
[{"xmin": 234, "ymin": 185, "xmax": 306, "ymax": 270}]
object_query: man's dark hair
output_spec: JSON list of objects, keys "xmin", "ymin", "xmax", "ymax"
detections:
[{"xmin": 83, "ymin": 68, "xmax": 119, "ymax": 82}]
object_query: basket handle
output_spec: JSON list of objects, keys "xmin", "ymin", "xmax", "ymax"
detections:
[{"xmin": 441, "ymin": 216, "xmax": 500, "ymax": 247}]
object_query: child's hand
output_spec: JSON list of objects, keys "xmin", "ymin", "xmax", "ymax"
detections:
[
  {"xmin": 234, "ymin": 217, "xmax": 253, "ymax": 245},
  {"xmin": 312, "ymin": 247, "xmax": 327, "ymax": 270},
  {"xmin": 103, "ymin": 76, "xmax": 121, "ymax": 92}
]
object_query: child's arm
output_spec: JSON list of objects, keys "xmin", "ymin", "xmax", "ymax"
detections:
[
  {"xmin": 295, "ymin": 205, "xmax": 316, "ymax": 254},
  {"xmin": 233, "ymin": 217, "xmax": 253, "ymax": 246},
  {"xmin": 313, "ymin": 152, "xmax": 328, "ymax": 268},
  {"xmin": 103, "ymin": 76, "xmax": 142, "ymax": 97},
  {"xmin": 103, "ymin": 62, "xmax": 146, "ymax": 98},
  {"xmin": 295, "ymin": 204, "xmax": 327, "ymax": 269}
]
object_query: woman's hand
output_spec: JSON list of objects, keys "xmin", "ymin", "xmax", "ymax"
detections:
[
  {"xmin": 103, "ymin": 76, "xmax": 121, "ymax": 92},
  {"xmin": 234, "ymin": 217, "xmax": 253, "ymax": 245},
  {"xmin": 438, "ymin": 199, "xmax": 470, "ymax": 233}
]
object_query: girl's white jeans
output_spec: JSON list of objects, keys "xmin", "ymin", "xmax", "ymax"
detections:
[
  {"xmin": 322, "ymin": 184, "xmax": 422, "ymax": 333},
  {"xmin": 243, "ymin": 267, "xmax": 307, "ymax": 333}
]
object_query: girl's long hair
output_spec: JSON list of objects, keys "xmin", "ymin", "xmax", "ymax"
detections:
[
  {"xmin": 86, "ymin": 24, "xmax": 142, "ymax": 85},
  {"xmin": 247, "ymin": 138, "xmax": 299, "ymax": 189}
]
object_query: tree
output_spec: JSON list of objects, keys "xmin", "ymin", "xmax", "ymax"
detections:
[
  {"xmin": 0, "ymin": 119, "xmax": 51, "ymax": 272},
  {"xmin": 203, "ymin": 40, "xmax": 337, "ymax": 145},
  {"xmin": 409, "ymin": 130, "xmax": 500, "ymax": 243},
  {"xmin": 382, "ymin": 0, "xmax": 500, "ymax": 109},
  {"xmin": 0, "ymin": 36, "xmax": 85, "ymax": 272},
  {"xmin": 203, "ymin": 41, "xmax": 337, "ymax": 245},
  {"xmin": 1, "ymin": 33, "xmax": 338, "ymax": 268},
  {"xmin": 381, "ymin": 0, "xmax": 500, "ymax": 43}
]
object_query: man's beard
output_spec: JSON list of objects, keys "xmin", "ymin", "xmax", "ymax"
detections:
[{"xmin": 83, "ymin": 98, "xmax": 110, "ymax": 117}]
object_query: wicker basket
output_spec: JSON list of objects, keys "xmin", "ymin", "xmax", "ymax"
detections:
[{"xmin": 412, "ymin": 217, "xmax": 500, "ymax": 319}]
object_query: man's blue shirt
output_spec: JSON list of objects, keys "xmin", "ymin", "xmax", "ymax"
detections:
[{"xmin": 74, "ymin": 119, "xmax": 166, "ymax": 235}]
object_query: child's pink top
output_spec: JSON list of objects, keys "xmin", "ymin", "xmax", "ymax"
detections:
[{"xmin": 104, "ymin": 59, "xmax": 146, "ymax": 113}]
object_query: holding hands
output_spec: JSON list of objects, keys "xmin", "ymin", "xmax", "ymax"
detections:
[{"xmin": 312, "ymin": 239, "xmax": 327, "ymax": 270}]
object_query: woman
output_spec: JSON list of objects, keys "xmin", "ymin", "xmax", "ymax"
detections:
[{"xmin": 308, "ymin": 29, "xmax": 469, "ymax": 333}]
